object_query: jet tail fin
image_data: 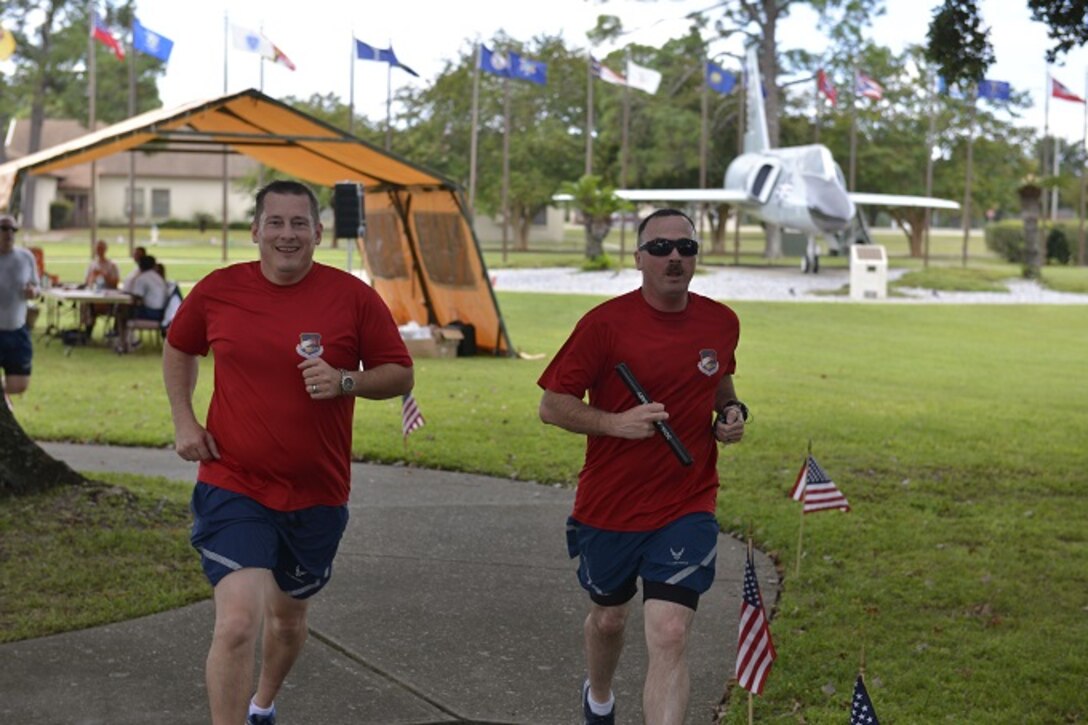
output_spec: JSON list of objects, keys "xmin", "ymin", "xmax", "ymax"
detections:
[{"xmin": 744, "ymin": 45, "xmax": 771, "ymax": 153}]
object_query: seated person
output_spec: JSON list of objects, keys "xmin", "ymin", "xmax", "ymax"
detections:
[
  {"xmin": 81, "ymin": 240, "xmax": 121, "ymax": 333},
  {"xmin": 115, "ymin": 255, "xmax": 167, "ymax": 352},
  {"xmin": 120, "ymin": 245, "xmax": 147, "ymax": 290}
]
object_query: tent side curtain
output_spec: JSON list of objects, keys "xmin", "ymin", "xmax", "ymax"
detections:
[{"xmin": 362, "ymin": 189, "xmax": 510, "ymax": 355}]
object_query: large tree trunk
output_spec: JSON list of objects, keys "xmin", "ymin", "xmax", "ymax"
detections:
[
  {"xmin": 0, "ymin": 405, "xmax": 87, "ymax": 496},
  {"xmin": 584, "ymin": 217, "xmax": 611, "ymax": 258},
  {"xmin": 893, "ymin": 209, "xmax": 927, "ymax": 257}
]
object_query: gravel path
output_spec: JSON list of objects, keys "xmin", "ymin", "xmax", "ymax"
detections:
[{"xmin": 490, "ymin": 266, "xmax": 1088, "ymax": 304}]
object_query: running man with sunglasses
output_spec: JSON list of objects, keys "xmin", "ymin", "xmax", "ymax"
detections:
[{"xmin": 538, "ymin": 208, "xmax": 746, "ymax": 725}]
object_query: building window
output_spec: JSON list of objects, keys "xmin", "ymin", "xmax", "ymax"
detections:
[
  {"xmin": 124, "ymin": 187, "xmax": 145, "ymax": 217},
  {"xmin": 151, "ymin": 189, "xmax": 170, "ymax": 218}
]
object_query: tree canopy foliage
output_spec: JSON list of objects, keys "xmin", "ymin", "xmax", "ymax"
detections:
[{"xmin": 926, "ymin": 0, "xmax": 1088, "ymax": 85}]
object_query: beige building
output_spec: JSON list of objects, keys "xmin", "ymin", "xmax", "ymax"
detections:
[{"xmin": 4, "ymin": 118, "xmax": 257, "ymax": 232}]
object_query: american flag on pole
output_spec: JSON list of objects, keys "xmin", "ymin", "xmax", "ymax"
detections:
[
  {"xmin": 850, "ymin": 675, "xmax": 881, "ymax": 724},
  {"xmin": 790, "ymin": 455, "xmax": 850, "ymax": 513},
  {"xmin": 855, "ymin": 71, "xmax": 883, "ymax": 100},
  {"xmin": 401, "ymin": 393, "xmax": 425, "ymax": 439},
  {"xmin": 736, "ymin": 550, "xmax": 776, "ymax": 694}
]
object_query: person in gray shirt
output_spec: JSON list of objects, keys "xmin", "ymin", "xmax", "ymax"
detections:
[{"xmin": 0, "ymin": 214, "xmax": 40, "ymax": 405}]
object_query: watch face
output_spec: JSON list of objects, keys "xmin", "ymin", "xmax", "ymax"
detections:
[{"xmin": 341, "ymin": 372, "xmax": 355, "ymax": 391}]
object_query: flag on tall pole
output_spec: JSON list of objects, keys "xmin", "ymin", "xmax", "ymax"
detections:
[
  {"xmin": 355, "ymin": 39, "xmax": 419, "ymax": 77},
  {"xmin": 850, "ymin": 675, "xmax": 881, "ymax": 724},
  {"xmin": 402, "ymin": 393, "xmax": 425, "ymax": 439},
  {"xmin": 231, "ymin": 23, "xmax": 295, "ymax": 70},
  {"xmin": 626, "ymin": 58, "xmax": 661, "ymax": 94},
  {"xmin": 479, "ymin": 45, "xmax": 547, "ymax": 85},
  {"xmin": 855, "ymin": 71, "xmax": 883, "ymax": 100},
  {"xmin": 132, "ymin": 18, "xmax": 174, "ymax": 63},
  {"xmin": 92, "ymin": 13, "xmax": 125, "ymax": 61},
  {"xmin": 706, "ymin": 61, "xmax": 736, "ymax": 95},
  {"xmin": 591, "ymin": 55, "xmax": 626, "ymax": 86},
  {"xmin": 736, "ymin": 546, "xmax": 776, "ymax": 695},
  {"xmin": 790, "ymin": 455, "xmax": 850, "ymax": 513},
  {"xmin": 817, "ymin": 69, "xmax": 837, "ymax": 106},
  {"xmin": 1051, "ymin": 76, "xmax": 1085, "ymax": 103}
]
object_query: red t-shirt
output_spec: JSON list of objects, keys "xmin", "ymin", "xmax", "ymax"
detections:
[
  {"xmin": 537, "ymin": 290, "xmax": 740, "ymax": 531},
  {"xmin": 167, "ymin": 262, "xmax": 412, "ymax": 511}
]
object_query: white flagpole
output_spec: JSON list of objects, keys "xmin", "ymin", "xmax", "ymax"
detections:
[
  {"xmin": 88, "ymin": 8, "xmax": 98, "ymax": 258},
  {"xmin": 385, "ymin": 59, "xmax": 393, "ymax": 151},
  {"xmin": 1081, "ymin": 68, "xmax": 1088, "ymax": 265},
  {"xmin": 1043, "ymin": 67, "xmax": 1051, "ymax": 220},
  {"xmin": 348, "ymin": 35, "xmax": 355, "ymax": 134},
  {"xmin": 468, "ymin": 43, "xmax": 481, "ymax": 216},
  {"xmin": 585, "ymin": 50, "xmax": 594, "ymax": 177}
]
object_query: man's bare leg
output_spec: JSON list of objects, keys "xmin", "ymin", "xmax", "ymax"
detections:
[
  {"xmin": 642, "ymin": 598, "xmax": 695, "ymax": 725},
  {"xmin": 585, "ymin": 601, "xmax": 630, "ymax": 704},
  {"xmin": 252, "ymin": 577, "xmax": 310, "ymax": 709},
  {"xmin": 205, "ymin": 569, "xmax": 270, "ymax": 725}
]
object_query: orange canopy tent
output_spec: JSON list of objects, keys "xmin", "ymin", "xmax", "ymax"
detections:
[{"xmin": 0, "ymin": 89, "xmax": 513, "ymax": 355}]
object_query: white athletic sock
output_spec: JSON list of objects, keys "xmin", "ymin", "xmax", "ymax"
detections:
[
  {"xmin": 248, "ymin": 699, "xmax": 275, "ymax": 717},
  {"xmin": 587, "ymin": 688, "xmax": 614, "ymax": 716}
]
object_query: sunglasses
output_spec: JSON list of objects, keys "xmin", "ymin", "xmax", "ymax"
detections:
[
  {"xmin": 638, "ymin": 237, "xmax": 699, "ymax": 257},
  {"xmin": 0, "ymin": 226, "xmax": 15, "ymax": 232}
]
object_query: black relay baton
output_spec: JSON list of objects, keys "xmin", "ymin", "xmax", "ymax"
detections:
[{"xmin": 615, "ymin": 362, "xmax": 693, "ymax": 467}]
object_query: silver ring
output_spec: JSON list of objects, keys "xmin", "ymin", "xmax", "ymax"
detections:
[{"xmin": 310, "ymin": 384, "xmax": 317, "ymax": 393}]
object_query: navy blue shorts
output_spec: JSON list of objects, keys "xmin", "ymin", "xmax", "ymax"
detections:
[
  {"xmin": 190, "ymin": 482, "xmax": 349, "ymax": 599},
  {"xmin": 0, "ymin": 326, "xmax": 32, "ymax": 377},
  {"xmin": 566, "ymin": 512, "xmax": 719, "ymax": 611}
]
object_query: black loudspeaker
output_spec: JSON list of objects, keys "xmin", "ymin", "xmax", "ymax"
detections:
[{"xmin": 333, "ymin": 182, "xmax": 366, "ymax": 238}]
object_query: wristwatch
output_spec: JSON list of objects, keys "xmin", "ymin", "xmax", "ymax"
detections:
[
  {"xmin": 339, "ymin": 369, "xmax": 356, "ymax": 395},
  {"xmin": 719, "ymin": 399, "xmax": 749, "ymax": 422}
]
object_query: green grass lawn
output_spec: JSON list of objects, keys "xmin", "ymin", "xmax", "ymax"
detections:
[{"xmin": 7, "ymin": 289, "xmax": 1088, "ymax": 723}]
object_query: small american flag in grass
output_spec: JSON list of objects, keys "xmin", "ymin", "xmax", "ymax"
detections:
[
  {"xmin": 736, "ymin": 550, "xmax": 776, "ymax": 694},
  {"xmin": 850, "ymin": 674, "xmax": 881, "ymax": 724},
  {"xmin": 401, "ymin": 393, "xmax": 425, "ymax": 439},
  {"xmin": 790, "ymin": 455, "xmax": 850, "ymax": 513}
]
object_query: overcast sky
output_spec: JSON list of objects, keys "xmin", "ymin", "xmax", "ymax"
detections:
[{"xmin": 12, "ymin": 1, "xmax": 1088, "ymax": 146}]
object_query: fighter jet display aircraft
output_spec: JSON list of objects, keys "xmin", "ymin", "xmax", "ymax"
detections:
[{"xmin": 617, "ymin": 46, "xmax": 959, "ymax": 272}]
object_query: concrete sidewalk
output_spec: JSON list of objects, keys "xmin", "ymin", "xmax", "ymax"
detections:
[{"xmin": 2, "ymin": 443, "xmax": 779, "ymax": 725}]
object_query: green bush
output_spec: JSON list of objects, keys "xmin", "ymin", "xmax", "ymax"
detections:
[
  {"xmin": 49, "ymin": 200, "xmax": 73, "ymax": 229},
  {"xmin": 985, "ymin": 219, "xmax": 1081, "ymax": 264},
  {"xmin": 1047, "ymin": 227, "xmax": 1072, "ymax": 265},
  {"xmin": 580, "ymin": 254, "xmax": 615, "ymax": 271}
]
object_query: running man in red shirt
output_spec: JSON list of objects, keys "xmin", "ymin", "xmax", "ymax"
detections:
[
  {"xmin": 163, "ymin": 180, "xmax": 413, "ymax": 725},
  {"xmin": 538, "ymin": 208, "xmax": 747, "ymax": 725}
]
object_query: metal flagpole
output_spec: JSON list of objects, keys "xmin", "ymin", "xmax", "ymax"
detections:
[
  {"xmin": 924, "ymin": 74, "xmax": 936, "ymax": 269},
  {"xmin": 468, "ymin": 44, "xmax": 481, "ymax": 216},
  {"xmin": 585, "ymin": 50, "xmax": 593, "ymax": 177},
  {"xmin": 385, "ymin": 39, "xmax": 393, "ymax": 151},
  {"xmin": 699, "ymin": 54, "xmax": 709, "ymax": 244},
  {"xmin": 501, "ymin": 74, "xmax": 510, "ymax": 263},
  {"xmin": 1081, "ymin": 68, "xmax": 1088, "ymax": 266},
  {"xmin": 1043, "ymin": 67, "xmax": 1051, "ymax": 220},
  {"xmin": 221, "ymin": 12, "xmax": 229, "ymax": 262},
  {"xmin": 348, "ymin": 35, "xmax": 355, "ymax": 134},
  {"xmin": 619, "ymin": 50, "xmax": 631, "ymax": 267},
  {"xmin": 127, "ymin": 20, "xmax": 136, "ymax": 255},
  {"xmin": 961, "ymin": 88, "xmax": 976, "ymax": 268},
  {"xmin": 88, "ymin": 9, "xmax": 98, "ymax": 258},
  {"xmin": 849, "ymin": 64, "xmax": 858, "ymax": 191}
]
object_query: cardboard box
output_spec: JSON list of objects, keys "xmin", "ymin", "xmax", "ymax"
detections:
[{"xmin": 402, "ymin": 325, "xmax": 464, "ymax": 359}]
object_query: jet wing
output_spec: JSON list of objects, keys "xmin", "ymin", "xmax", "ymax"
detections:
[
  {"xmin": 849, "ymin": 192, "xmax": 960, "ymax": 210},
  {"xmin": 614, "ymin": 188, "xmax": 748, "ymax": 203}
]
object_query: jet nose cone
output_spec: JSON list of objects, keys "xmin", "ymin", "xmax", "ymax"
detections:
[{"xmin": 805, "ymin": 176, "xmax": 854, "ymax": 233}]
